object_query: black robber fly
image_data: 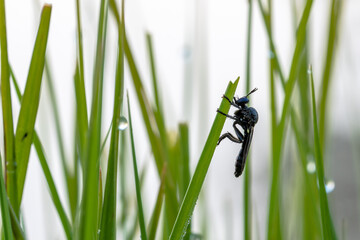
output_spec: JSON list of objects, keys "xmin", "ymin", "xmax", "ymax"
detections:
[{"xmin": 217, "ymin": 88, "xmax": 258, "ymax": 177}]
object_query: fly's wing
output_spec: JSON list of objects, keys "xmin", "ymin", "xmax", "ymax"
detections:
[{"xmin": 234, "ymin": 127, "xmax": 254, "ymax": 177}]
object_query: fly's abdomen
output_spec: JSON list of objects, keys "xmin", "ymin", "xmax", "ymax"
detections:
[{"xmin": 234, "ymin": 150, "xmax": 246, "ymax": 177}]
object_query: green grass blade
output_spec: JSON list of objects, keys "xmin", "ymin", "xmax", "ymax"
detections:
[
  {"xmin": 127, "ymin": 93, "xmax": 148, "ymax": 240},
  {"xmin": 147, "ymin": 166, "xmax": 166, "ymax": 240},
  {"xmin": 99, "ymin": 122, "xmax": 112, "ymax": 155},
  {"xmin": 0, "ymin": 154, "xmax": 14, "ymax": 240},
  {"xmin": 146, "ymin": 33, "xmax": 162, "ymax": 117},
  {"xmin": 178, "ymin": 123, "xmax": 191, "ymax": 240},
  {"xmin": 10, "ymin": 67, "xmax": 73, "ymax": 239},
  {"xmin": 119, "ymin": 130, "xmax": 128, "ymax": 232},
  {"xmin": 109, "ymin": 4, "xmax": 179, "ymax": 232},
  {"xmin": 309, "ymin": 66, "xmax": 337, "ymax": 240},
  {"xmin": 43, "ymin": 62, "xmax": 77, "ymax": 224},
  {"xmin": 318, "ymin": 0, "xmax": 342, "ymax": 152},
  {"xmin": 146, "ymin": 33, "xmax": 169, "ymax": 171},
  {"xmin": 99, "ymin": 0, "xmax": 125, "ymax": 238},
  {"xmin": 74, "ymin": 0, "xmax": 88, "ymax": 160},
  {"xmin": 124, "ymin": 34, "xmax": 165, "ymax": 173},
  {"xmin": 244, "ymin": 1, "xmax": 253, "ymax": 239},
  {"xmin": 179, "ymin": 123, "xmax": 190, "ymax": 201},
  {"xmin": 77, "ymin": 0, "xmax": 108, "ymax": 238},
  {"xmin": 15, "ymin": 4, "xmax": 52, "ymax": 202},
  {"xmin": 257, "ymin": 0, "xmax": 286, "ymax": 86},
  {"xmin": 8, "ymin": 200, "xmax": 26, "ymax": 239},
  {"xmin": 169, "ymin": 78, "xmax": 239, "ymax": 239},
  {"xmin": 267, "ymin": 1, "xmax": 313, "ymax": 238},
  {"xmin": 0, "ymin": 0, "xmax": 18, "ymax": 217},
  {"xmin": 33, "ymin": 134, "xmax": 73, "ymax": 239}
]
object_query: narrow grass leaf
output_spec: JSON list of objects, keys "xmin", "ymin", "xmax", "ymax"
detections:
[
  {"xmin": 169, "ymin": 78, "xmax": 239, "ymax": 240},
  {"xmin": 43, "ymin": 61, "xmax": 77, "ymax": 225},
  {"xmin": 77, "ymin": 0, "xmax": 108, "ymax": 238},
  {"xmin": 100, "ymin": 122, "xmax": 112, "ymax": 155},
  {"xmin": 310, "ymin": 66, "xmax": 337, "ymax": 240},
  {"xmin": 8, "ymin": 199, "xmax": 26, "ymax": 239},
  {"xmin": 127, "ymin": 93, "xmax": 148, "ymax": 240},
  {"xmin": 179, "ymin": 123, "xmax": 190, "ymax": 201},
  {"xmin": 178, "ymin": 123, "xmax": 191, "ymax": 240},
  {"xmin": 10, "ymin": 68, "xmax": 73, "ymax": 239},
  {"xmin": 318, "ymin": 0, "xmax": 342, "ymax": 152},
  {"xmin": 0, "ymin": 153, "xmax": 13, "ymax": 240},
  {"xmin": 124, "ymin": 34, "xmax": 165, "ymax": 173},
  {"xmin": 267, "ymin": 1, "xmax": 313, "ymax": 238},
  {"xmin": 74, "ymin": 0, "xmax": 89, "ymax": 161},
  {"xmin": 15, "ymin": 4, "xmax": 52, "ymax": 202},
  {"xmin": 146, "ymin": 33, "xmax": 163, "ymax": 119},
  {"xmin": 147, "ymin": 166, "xmax": 166, "ymax": 240},
  {"xmin": 99, "ymin": 0, "xmax": 125, "ymax": 238},
  {"xmin": 244, "ymin": 1, "xmax": 253, "ymax": 239},
  {"xmin": 0, "ymin": 0, "xmax": 18, "ymax": 216}
]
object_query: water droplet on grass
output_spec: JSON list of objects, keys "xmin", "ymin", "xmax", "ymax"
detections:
[
  {"xmin": 325, "ymin": 180, "xmax": 335, "ymax": 193},
  {"xmin": 306, "ymin": 161, "xmax": 316, "ymax": 174},
  {"xmin": 307, "ymin": 65, "xmax": 313, "ymax": 74},
  {"xmin": 118, "ymin": 116, "xmax": 128, "ymax": 130},
  {"xmin": 268, "ymin": 50, "xmax": 275, "ymax": 59}
]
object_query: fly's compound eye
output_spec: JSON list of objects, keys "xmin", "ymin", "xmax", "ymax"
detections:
[{"xmin": 235, "ymin": 97, "xmax": 249, "ymax": 106}]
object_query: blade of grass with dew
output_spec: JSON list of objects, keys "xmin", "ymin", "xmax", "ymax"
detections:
[
  {"xmin": 10, "ymin": 67, "xmax": 73, "ymax": 239},
  {"xmin": 109, "ymin": 3, "xmax": 179, "ymax": 231},
  {"xmin": 99, "ymin": 0, "xmax": 125, "ymax": 237},
  {"xmin": 127, "ymin": 93, "xmax": 148, "ymax": 240},
  {"xmin": 318, "ymin": 0, "xmax": 342, "ymax": 153},
  {"xmin": 122, "ymin": 19, "xmax": 179, "ymax": 232},
  {"xmin": 15, "ymin": 4, "xmax": 52, "ymax": 202},
  {"xmin": 126, "ymin": 34, "xmax": 179, "ymax": 233},
  {"xmin": 0, "ymin": 0, "xmax": 18, "ymax": 217},
  {"xmin": 0, "ymin": 153, "xmax": 13, "ymax": 240},
  {"xmin": 290, "ymin": 107, "xmax": 321, "ymax": 239},
  {"xmin": 259, "ymin": 1, "xmax": 320, "ymax": 237},
  {"xmin": 169, "ymin": 78, "xmax": 239, "ymax": 240},
  {"xmin": 310, "ymin": 66, "xmax": 337, "ymax": 240},
  {"xmin": 244, "ymin": 1, "xmax": 253, "ymax": 239},
  {"xmin": 74, "ymin": 0, "xmax": 88, "ymax": 161},
  {"xmin": 147, "ymin": 165, "xmax": 166, "ymax": 240},
  {"xmin": 258, "ymin": 0, "xmax": 282, "ymax": 237},
  {"xmin": 267, "ymin": 1, "xmax": 313, "ymax": 238},
  {"xmin": 124, "ymin": 34, "xmax": 165, "ymax": 173},
  {"xmin": 257, "ymin": 0, "xmax": 285, "ymax": 86},
  {"xmin": 77, "ymin": 0, "xmax": 108, "ymax": 238}
]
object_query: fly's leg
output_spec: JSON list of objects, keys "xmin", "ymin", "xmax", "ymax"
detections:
[
  {"xmin": 233, "ymin": 122, "xmax": 244, "ymax": 142},
  {"xmin": 217, "ymin": 132, "xmax": 242, "ymax": 145},
  {"xmin": 217, "ymin": 109, "xmax": 237, "ymax": 121},
  {"xmin": 222, "ymin": 95, "xmax": 240, "ymax": 109}
]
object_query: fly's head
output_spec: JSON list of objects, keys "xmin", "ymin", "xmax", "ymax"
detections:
[{"xmin": 234, "ymin": 87, "xmax": 258, "ymax": 108}]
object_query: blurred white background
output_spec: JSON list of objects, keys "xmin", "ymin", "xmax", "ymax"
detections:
[{"xmin": 2, "ymin": 0, "xmax": 360, "ymax": 239}]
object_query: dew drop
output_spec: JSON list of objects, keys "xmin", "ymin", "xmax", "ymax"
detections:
[
  {"xmin": 325, "ymin": 180, "xmax": 335, "ymax": 193},
  {"xmin": 268, "ymin": 50, "xmax": 275, "ymax": 59},
  {"xmin": 306, "ymin": 161, "xmax": 316, "ymax": 174},
  {"xmin": 307, "ymin": 65, "xmax": 313, "ymax": 74},
  {"xmin": 118, "ymin": 116, "xmax": 128, "ymax": 131},
  {"xmin": 97, "ymin": 229, "xmax": 101, "ymax": 235}
]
